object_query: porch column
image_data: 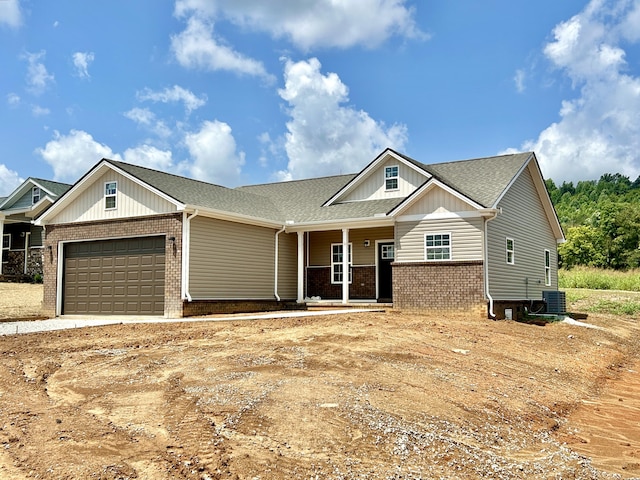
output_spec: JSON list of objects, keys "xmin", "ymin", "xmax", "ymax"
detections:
[
  {"xmin": 297, "ymin": 231, "xmax": 304, "ymax": 303},
  {"xmin": 342, "ymin": 228, "xmax": 349, "ymax": 304}
]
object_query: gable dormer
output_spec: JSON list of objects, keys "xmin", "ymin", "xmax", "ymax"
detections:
[{"xmin": 323, "ymin": 149, "xmax": 430, "ymax": 205}]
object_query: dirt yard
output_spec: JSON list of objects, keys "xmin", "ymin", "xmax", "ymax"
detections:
[{"xmin": 0, "ymin": 285, "xmax": 640, "ymax": 479}]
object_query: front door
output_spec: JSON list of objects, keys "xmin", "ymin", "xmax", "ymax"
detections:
[{"xmin": 377, "ymin": 242, "xmax": 394, "ymax": 302}]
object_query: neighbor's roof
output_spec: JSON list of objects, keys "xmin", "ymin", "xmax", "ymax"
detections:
[{"xmin": 32, "ymin": 178, "xmax": 73, "ymax": 198}]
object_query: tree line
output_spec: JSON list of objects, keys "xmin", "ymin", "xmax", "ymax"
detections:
[{"xmin": 545, "ymin": 173, "xmax": 640, "ymax": 270}]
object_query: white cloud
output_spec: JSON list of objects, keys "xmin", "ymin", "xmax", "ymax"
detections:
[
  {"xmin": 510, "ymin": 0, "xmax": 640, "ymax": 183},
  {"xmin": 123, "ymin": 145, "xmax": 174, "ymax": 171},
  {"xmin": 183, "ymin": 120, "xmax": 245, "ymax": 185},
  {"xmin": 123, "ymin": 107, "xmax": 172, "ymax": 138},
  {"xmin": 0, "ymin": 164, "xmax": 23, "ymax": 197},
  {"xmin": 514, "ymin": 69, "xmax": 526, "ymax": 93},
  {"xmin": 174, "ymin": 0, "xmax": 425, "ymax": 50},
  {"xmin": 171, "ymin": 16, "xmax": 274, "ymax": 82},
  {"xmin": 22, "ymin": 51, "xmax": 54, "ymax": 95},
  {"xmin": 31, "ymin": 105, "xmax": 50, "ymax": 116},
  {"xmin": 7, "ymin": 93, "xmax": 20, "ymax": 107},
  {"xmin": 0, "ymin": 0, "xmax": 21, "ymax": 28},
  {"xmin": 36, "ymin": 130, "xmax": 121, "ymax": 183},
  {"xmin": 72, "ymin": 52, "xmax": 95, "ymax": 78},
  {"xmin": 276, "ymin": 57, "xmax": 407, "ymax": 180},
  {"xmin": 137, "ymin": 85, "xmax": 207, "ymax": 114}
]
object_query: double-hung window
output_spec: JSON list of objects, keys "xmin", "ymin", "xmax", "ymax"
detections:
[
  {"xmin": 385, "ymin": 165, "xmax": 399, "ymax": 191},
  {"xmin": 32, "ymin": 186, "xmax": 41, "ymax": 204},
  {"xmin": 506, "ymin": 238, "xmax": 515, "ymax": 265},
  {"xmin": 105, "ymin": 181, "xmax": 117, "ymax": 210},
  {"xmin": 331, "ymin": 243, "xmax": 352, "ymax": 284},
  {"xmin": 425, "ymin": 233, "xmax": 451, "ymax": 260},
  {"xmin": 544, "ymin": 249, "xmax": 551, "ymax": 286}
]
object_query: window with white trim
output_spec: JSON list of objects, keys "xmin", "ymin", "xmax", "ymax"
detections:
[
  {"xmin": 2, "ymin": 234, "xmax": 10, "ymax": 264},
  {"xmin": 32, "ymin": 186, "xmax": 41, "ymax": 204},
  {"xmin": 545, "ymin": 249, "xmax": 551, "ymax": 286},
  {"xmin": 331, "ymin": 243, "xmax": 352, "ymax": 284},
  {"xmin": 384, "ymin": 165, "xmax": 399, "ymax": 191},
  {"xmin": 425, "ymin": 233, "xmax": 451, "ymax": 260},
  {"xmin": 105, "ymin": 181, "xmax": 117, "ymax": 209},
  {"xmin": 506, "ymin": 238, "xmax": 515, "ymax": 265},
  {"xmin": 381, "ymin": 244, "xmax": 395, "ymax": 260}
]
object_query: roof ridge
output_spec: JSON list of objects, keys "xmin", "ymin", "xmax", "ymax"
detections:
[
  {"xmin": 424, "ymin": 151, "xmax": 533, "ymax": 168},
  {"xmin": 238, "ymin": 173, "xmax": 356, "ymax": 189},
  {"xmin": 107, "ymin": 159, "xmax": 231, "ymax": 190}
]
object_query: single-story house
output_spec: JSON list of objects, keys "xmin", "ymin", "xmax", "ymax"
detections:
[
  {"xmin": 35, "ymin": 148, "xmax": 564, "ymax": 319},
  {"xmin": 0, "ymin": 178, "xmax": 71, "ymax": 279}
]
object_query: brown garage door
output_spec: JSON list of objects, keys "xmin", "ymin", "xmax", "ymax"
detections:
[{"xmin": 63, "ymin": 236, "xmax": 165, "ymax": 315}]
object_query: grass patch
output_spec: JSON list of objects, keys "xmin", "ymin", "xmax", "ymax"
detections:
[
  {"xmin": 587, "ymin": 300, "xmax": 640, "ymax": 316},
  {"xmin": 559, "ymin": 267, "xmax": 640, "ymax": 291}
]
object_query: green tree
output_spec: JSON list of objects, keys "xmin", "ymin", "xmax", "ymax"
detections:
[{"xmin": 559, "ymin": 225, "xmax": 607, "ymax": 269}]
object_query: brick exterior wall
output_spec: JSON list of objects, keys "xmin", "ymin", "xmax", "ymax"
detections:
[
  {"xmin": 42, "ymin": 214, "xmax": 183, "ymax": 318},
  {"xmin": 392, "ymin": 260, "xmax": 486, "ymax": 315},
  {"xmin": 306, "ymin": 266, "xmax": 376, "ymax": 300}
]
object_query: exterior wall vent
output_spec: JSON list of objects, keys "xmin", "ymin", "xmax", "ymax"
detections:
[{"xmin": 543, "ymin": 290, "xmax": 566, "ymax": 314}]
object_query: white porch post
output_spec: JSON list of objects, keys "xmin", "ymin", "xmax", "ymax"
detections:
[
  {"xmin": 342, "ymin": 228, "xmax": 349, "ymax": 304},
  {"xmin": 297, "ymin": 231, "xmax": 304, "ymax": 303}
]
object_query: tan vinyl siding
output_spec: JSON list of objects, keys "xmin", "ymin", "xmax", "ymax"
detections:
[
  {"xmin": 402, "ymin": 186, "xmax": 476, "ymax": 216},
  {"xmin": 396, "ymin": 217, "xmax": 483, "ymax": 262},
  {"xmin": 342, "ymin": 158, "xmax": 428, "ymax": 202},
  {"xmin": 308, "ymin": 227, "xmax": 394, "ymax": 266},
  {"xmin": 277, "ymin": 232, "xmax": 297, "ymax": 299},
  {"xmin": 487, "ymin": 163, "xmax": 559, "ymax": 300},
  {"xmin": 189, "ymin": 216, "xmax": 276, "ymax": 299},
  {"xmin": 49, "ymin": 171, "xmax": 177, "ymax": 224}
]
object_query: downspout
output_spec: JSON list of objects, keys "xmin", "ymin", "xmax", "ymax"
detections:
[
  {"xmin": 182, "ymin": 210, "xmax": 199, "ymax": 302},
  {"xmin": 484, "ymin": 210, "xmax": 499, "ymax": 319},
  {"xmin": 0, "ymin": 216, "xmax": 4, "ymax": 275},
  {"xmin": 274, "ymin": 225, "xmax": 286, "ymax": 301}
]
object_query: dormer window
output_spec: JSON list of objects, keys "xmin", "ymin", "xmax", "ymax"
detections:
[
  {"xmin": 32, "ymin": 186, "xmax": 41, "ymax": 204},
  {"xmin": 385, "ymin": 166, "xmax": 399, "ymax": 191},
  {"xmin": 105, "ymin": 181, "xmax": 117, "ymax": 209}
]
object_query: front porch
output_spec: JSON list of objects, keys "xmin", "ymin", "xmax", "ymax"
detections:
[{"xmin": 297, "ymin": 225, "xmax": 395, "ymax": 304}]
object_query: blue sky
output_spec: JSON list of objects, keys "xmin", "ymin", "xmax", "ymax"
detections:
[{"xmin": 2, "ymin": 0, "xmax": 640, "ymax": 196}]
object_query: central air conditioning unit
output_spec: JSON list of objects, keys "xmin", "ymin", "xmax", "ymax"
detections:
[{"xmin": 543, "ymin": 290, "xmax": 566, "ymax": 314}]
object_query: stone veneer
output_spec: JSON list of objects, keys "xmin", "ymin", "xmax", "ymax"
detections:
[
  {"xmin": 392, "ymin": 260, "xmax": 486, "ymax": 315},
  {"xmin": 43, "ymin": 214, "xmax": 183, "ymax": 318}
]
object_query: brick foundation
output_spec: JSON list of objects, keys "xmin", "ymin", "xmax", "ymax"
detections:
[
  {"xmin": 306, "ymin": 266, "xmax": 376, "ymax": 300},
  {"xmin": 43, "ymin": 214, "xmax": 183, "ymax": 318},
  {"xmin": 392, "ymin": 261, "xmax": 486, "ymax": 315},
  {"xmin": 183, "ymin": 300, "xmax": 304, "ymax": 317}
]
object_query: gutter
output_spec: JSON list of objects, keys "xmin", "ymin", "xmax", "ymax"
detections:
[
  {"xmin": 274, "ymin": 225, "xmax": 286, "ymax": 301},
  {"xmin": 483, "ymin": 209, "xmax": 499, "ymax": 319},
  {"xmin": 182, "ymin": 209, "xmax": 199, "ymax": 302}
]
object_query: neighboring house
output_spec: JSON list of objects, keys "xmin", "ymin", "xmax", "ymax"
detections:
[
  {"xmin": 35, "ymin": 148, "xmax": 564, "ymax": 319},
  {"xmin": 0, "ymin": 178, "xmax": 71, "ymax": 278}
]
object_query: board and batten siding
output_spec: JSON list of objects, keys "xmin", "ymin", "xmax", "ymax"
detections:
[
  {"xmin": 400, "ymin": 185, "xmax": 477, "ymax": 216},
  {"xmin": 308, "ymin": 227, "xmax": 395, "ymax": 266},
  {"xmin": 487, "ymin": 163, "xmax": 558, "ymax": 300},
  {"xmin": 342, "ymin": 158, "xmax": 428, "ymax": 202},
  {"xmin": 189, "ymin": 216, "xmax": 277, "ymax": 299},
  {"xmin": 395, "ymin": 216, "xmax": 483, "ymax": 262},
  {"xmin": 49, "ymin": 170, "xmax": 177, "ymax": 224}
]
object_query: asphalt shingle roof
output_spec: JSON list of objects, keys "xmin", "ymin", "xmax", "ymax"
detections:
[
  {"xmin": 109, "ymin": 160, "xmax": 285, "ymax": 222},
  {"xmin": 31, "ymin": 178, "xmax": 72, "ymax": 198},
  {"xmin": 102, "ymin": 151, "xmax": 533, "ymax": 225}
]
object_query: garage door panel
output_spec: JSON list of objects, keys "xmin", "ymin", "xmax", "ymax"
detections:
[{"xmin": 64, "ymin": 236, "xmax": 165, "ymax": 315}]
